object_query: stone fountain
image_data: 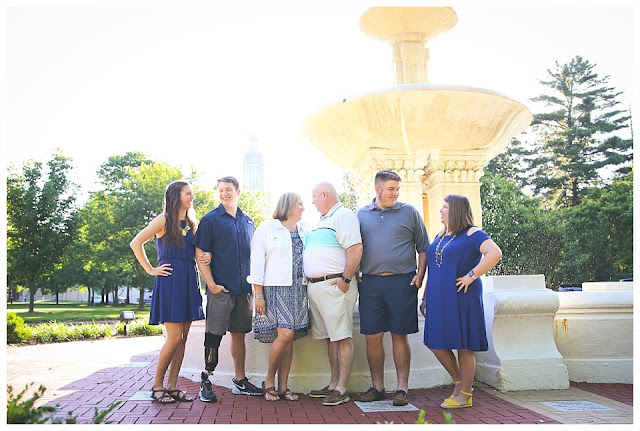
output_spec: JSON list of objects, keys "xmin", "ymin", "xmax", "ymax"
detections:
[{"xmin": 303, "ymin": 7, "xmax": 532, "ymax": 237}]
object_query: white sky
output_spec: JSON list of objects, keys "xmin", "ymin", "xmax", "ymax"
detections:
[{"xmin": 3, "ymin": 0, "xmax": 637, "ymax": 221}]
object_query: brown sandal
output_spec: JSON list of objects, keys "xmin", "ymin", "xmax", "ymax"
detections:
[
  {"xmin": 262, "ymin": 381, "xmax": 279, "ymax": 402},
  {"xmin": 279, "ymin": 388, "xmax": 299, "ymax": 401}
]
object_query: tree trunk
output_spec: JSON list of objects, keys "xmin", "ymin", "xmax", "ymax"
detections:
[
  {"xmin": 572, "ymin": 179, "xmax": 580, "ymax": 206},
  {"xmin": 55, "ymin": 290, "xmax": 59, "ymax": 305},
  {"xmin": 137, "ymin": 273, "xmax": 146, "ymax": 311},
  {"xmin": 28, "ymin": 275, "xmax": 36, "ymax": 312}
]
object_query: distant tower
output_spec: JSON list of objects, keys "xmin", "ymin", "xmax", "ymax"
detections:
[{"xmin": 243, "ymin": 136, "xmax": 264, "ymax": 191}]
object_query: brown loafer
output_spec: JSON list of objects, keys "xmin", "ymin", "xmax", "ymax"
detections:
[
  {"xmin": 322, "ymin": 390, "xmax": 350, "ymax": 406},
  {"xmin": 393, "ymin": 390, "xmax": 409, "ymax": 406},
  {"xmin": 359, "ymin": 387, "xmax": 387, "ymax": 402},
  {"xmin": 309, "ymin": 385, "xmax": 334, "ymax": 398}
]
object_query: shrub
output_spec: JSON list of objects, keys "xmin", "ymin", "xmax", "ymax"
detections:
[
  {"xmin": 7, "ymin": 383, "xmax": 121, "ymax": 424},
  {"xmin": 7, "ymin": 313, "xmax": 28, "ymax": 344},
  {"xmin": 8, "ymin": 318, "xmax": 161, "ymax": 345}
]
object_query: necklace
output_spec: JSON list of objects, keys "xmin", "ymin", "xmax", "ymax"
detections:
[
  {"xmin": 434, "ymin": 233, "xmax": 456, "ymax": 267},
  {"xmin": 181, "ymin": 221, "xmax": 191, "ymax": 236}
]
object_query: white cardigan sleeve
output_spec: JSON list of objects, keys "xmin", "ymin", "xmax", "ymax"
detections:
[{"xmin": 246, "ymin": 222, "xmax": 268, "ymax": 286}]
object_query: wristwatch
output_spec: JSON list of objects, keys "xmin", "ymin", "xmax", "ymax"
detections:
[
  {"xmin": 341, "ymin": 275, "xmax": 352, "ymax": 284},
  {"xmin": 468, "ymin": 270, "xmax": 476, "ymax": 279}
]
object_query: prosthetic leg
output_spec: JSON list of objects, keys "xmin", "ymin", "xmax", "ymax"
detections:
[{"xmin": 199, "ymin": 332, "xmax": 223, "ymax": 402}]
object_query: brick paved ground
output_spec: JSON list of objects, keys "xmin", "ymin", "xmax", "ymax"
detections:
[
  {"xmin": 6, "ymin": 337, "xmax": 633, "ymax": 425},
  {"xmin": 36, "ymin": 352, "xmax": 570, "ymax": 425}
]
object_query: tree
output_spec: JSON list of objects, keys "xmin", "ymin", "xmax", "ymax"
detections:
[
  {"xmin": 7, "ymin": 150, "xmax": 78, "ymax": 311},
  {"xmin": 528, "ymin": 56, "xmax": 632, "ymax": 207},
  {"xmin": 485, "ymin": 137, "xmax": 536, "ymax": 189},
  {"xmin": 338, "ymin": 172, "xmax": 358, "ymax": 212},
  {"xmin": 561, "ymin": 171, "xmax": 633, "ymax": 282},
  {"xmin": 480, "ymin": 171, "xmax": 564, "ymax": 289}
]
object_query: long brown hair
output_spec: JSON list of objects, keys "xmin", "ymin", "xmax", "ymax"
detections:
[
  {"xmin": 443, "ymin": 194, "xmax": 474, "ymax": 236},
  {"xmin": 163, "ymin": 180, "xmax": 197, "ymax": 248}
]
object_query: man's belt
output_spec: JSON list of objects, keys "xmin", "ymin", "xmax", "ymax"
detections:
[
  {"xmin": 308, "ymin": 273, "xmax": 343, "ymax": 283},
  {"xmin": 370, "ymin": 272, "xmax": 396, "ymax": 276}
]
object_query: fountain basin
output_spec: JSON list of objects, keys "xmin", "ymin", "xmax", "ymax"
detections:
[{"xmin": 303, "ymin": 84, "xmax": 532, "ymax": 169}]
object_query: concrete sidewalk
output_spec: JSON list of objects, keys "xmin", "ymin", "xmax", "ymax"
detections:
[{"xmin": 5, "ymin": 335, "xmax": 634, "ymax": 425}]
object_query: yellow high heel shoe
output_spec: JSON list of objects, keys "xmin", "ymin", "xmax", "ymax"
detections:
[
  {"xmin": 441, "ymin": 390, "xmax": 472, "ymax": 409},
  {"xmin": 447, "ymin": 381, "xmax": 462, "ymax": 399}
]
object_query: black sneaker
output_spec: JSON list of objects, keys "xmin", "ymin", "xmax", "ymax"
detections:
[
  {"xmin": 232, "ymin": 377, "xmax": 263, "ymax": 396},
  {"xmin": 199, "ymin": 372, "xmax": 217, "ymax": 402}
]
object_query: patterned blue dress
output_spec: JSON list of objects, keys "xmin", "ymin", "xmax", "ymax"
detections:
[
  {"xmin": 423, "ymin": 227, "xmax": 490, "ymax": 351},
  {"xmin": 254, "ymin": 230, "xmax": 310, "ymax": 343},
  {"xmin": 149, "ymin": 220, "xmax": 205, "ymax": 325}
]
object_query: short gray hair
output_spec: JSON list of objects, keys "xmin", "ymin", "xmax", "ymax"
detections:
[
  {"xmin": 314, "ymin": 182, "xmax": 338, "ymax": 199},
  {"xmin": 273, "ymin": 192, "xmax": 302, "ymax": 221}
]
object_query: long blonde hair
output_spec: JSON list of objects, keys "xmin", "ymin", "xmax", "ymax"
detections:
[{"xmin": 272, "ymin": 192, "xmax": 302, "ymax": 221}]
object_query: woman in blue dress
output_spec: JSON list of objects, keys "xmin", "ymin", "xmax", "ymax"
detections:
[
  {"xmin": 247, "ymin": 192, "xmax": 310, "ymax": 402},
  {"xmin": 130, "ymin": 180, "xmax": 209, "ymax": 404},
  {"xmin": 420, "ymin": 194, "xmax": 502, "ymax": 409}
]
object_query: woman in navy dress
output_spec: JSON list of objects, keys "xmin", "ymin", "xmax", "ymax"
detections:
[
  {"xmin": 130, "ymin": 180, "xmax": 208, "ymax": 404},
  {"xmin": 420, "ymin": 194, "xmax": 501, "ymax": 409}
]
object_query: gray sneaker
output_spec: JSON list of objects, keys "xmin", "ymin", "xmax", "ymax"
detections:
[
  {"xmin": 199, "ymin": 372, "xmax": 217, "ymax": 402},
  {"xmin": 232, "ymin": 377, "xmax": 263, "ymax": 396}
]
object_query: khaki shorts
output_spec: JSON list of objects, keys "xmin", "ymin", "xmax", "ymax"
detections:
[
  {"xmin": 206, "ymin": 290, "xmax": 253, "ymax": 335},
  {"xmin": 307, "ymin": 278, "xmax": 358, "ymax": 341}
]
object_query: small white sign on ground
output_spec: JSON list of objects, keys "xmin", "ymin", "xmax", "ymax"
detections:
[
  {"xmin": 354, "ymin": 400, "xmax": 419, "ymax": 413},
  {"xmin": 129, "ymin": 391, "xmax": 153, "ymax": 401},
  {"xmin": 539, "ymin": 401, "xmax": 615, "ymax": 412},
  {"xmin": 115, "ymin": 362, "xmax": 150, "ymax": 368}
]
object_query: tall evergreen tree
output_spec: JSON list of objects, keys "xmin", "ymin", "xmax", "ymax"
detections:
[{"xmin": 529, "ymin": 55, "xmax": 632, "ymax": 207}]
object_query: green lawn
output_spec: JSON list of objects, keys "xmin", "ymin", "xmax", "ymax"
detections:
[{"xmin": 7, "ymin": 301, "xmax": 151, "ymax": 325}]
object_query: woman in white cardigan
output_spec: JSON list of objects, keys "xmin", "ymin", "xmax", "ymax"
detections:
[{"xmin": 247, "ymin": 192, "xmax": 310, "ymax": 402}]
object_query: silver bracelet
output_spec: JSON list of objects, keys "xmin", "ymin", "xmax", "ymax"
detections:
[{"xmin": 255, "ymin": 294, "xmax": 264, "ymax": 299}]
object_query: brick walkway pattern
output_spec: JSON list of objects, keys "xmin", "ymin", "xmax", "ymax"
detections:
[{"xmin": 43, "ymin": 352, "xmax": 633, "ymax": 425}]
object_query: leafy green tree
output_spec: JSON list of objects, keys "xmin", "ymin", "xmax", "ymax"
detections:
[
  {"xmin": 7, "ymin": 150, "xmax": 78, "ymax": 312},
  {"xmin": 561, "ymin": 171, "xmax": 633, "ymax": 282},
  {"xmin": 485, "ymin": 137, "xmax": 536, "ymax": 189},
  {"xmin": 529, "ymin": 55, "xmax": 632, "ymax": 207},
  {"xmin": 481, "ymin": 171, "xmax": 564, "ymax": 289},
  {"xmin": 338, "ymin": 172, "xmax": 358, "ymax": 212}
]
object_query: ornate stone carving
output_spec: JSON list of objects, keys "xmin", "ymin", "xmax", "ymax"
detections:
[{"xmin": 422, "ymin": 157, "xmax": 487, "ymax": 191}]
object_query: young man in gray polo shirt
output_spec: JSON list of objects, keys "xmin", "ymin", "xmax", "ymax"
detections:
[{"xmin": 356, "ymin": 170, "xmax": 429, "ymax": 406}]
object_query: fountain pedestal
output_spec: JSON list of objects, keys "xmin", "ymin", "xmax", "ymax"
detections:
[{"xmin": 475, "ymin": 275, "xmax": 570, "ymax": 391}]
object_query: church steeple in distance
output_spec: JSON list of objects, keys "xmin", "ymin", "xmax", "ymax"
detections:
[{"xmin": 243, "ymin": 135, "xmax": 264, "ymax": 191}]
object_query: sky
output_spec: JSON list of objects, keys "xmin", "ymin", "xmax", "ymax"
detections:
[{"xmin": 3, "ymin": 0, "xmax": 637, "ymax": 221}]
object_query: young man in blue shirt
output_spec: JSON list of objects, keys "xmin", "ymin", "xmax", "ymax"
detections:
[{"xmin": 194, "ymin": 176, "xmax": 262, "ymax": 401}]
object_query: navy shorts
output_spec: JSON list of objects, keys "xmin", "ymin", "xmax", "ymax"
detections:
[{"xmin": 358, "ymin": 272, "xmax": 419, "ymax": 335}]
